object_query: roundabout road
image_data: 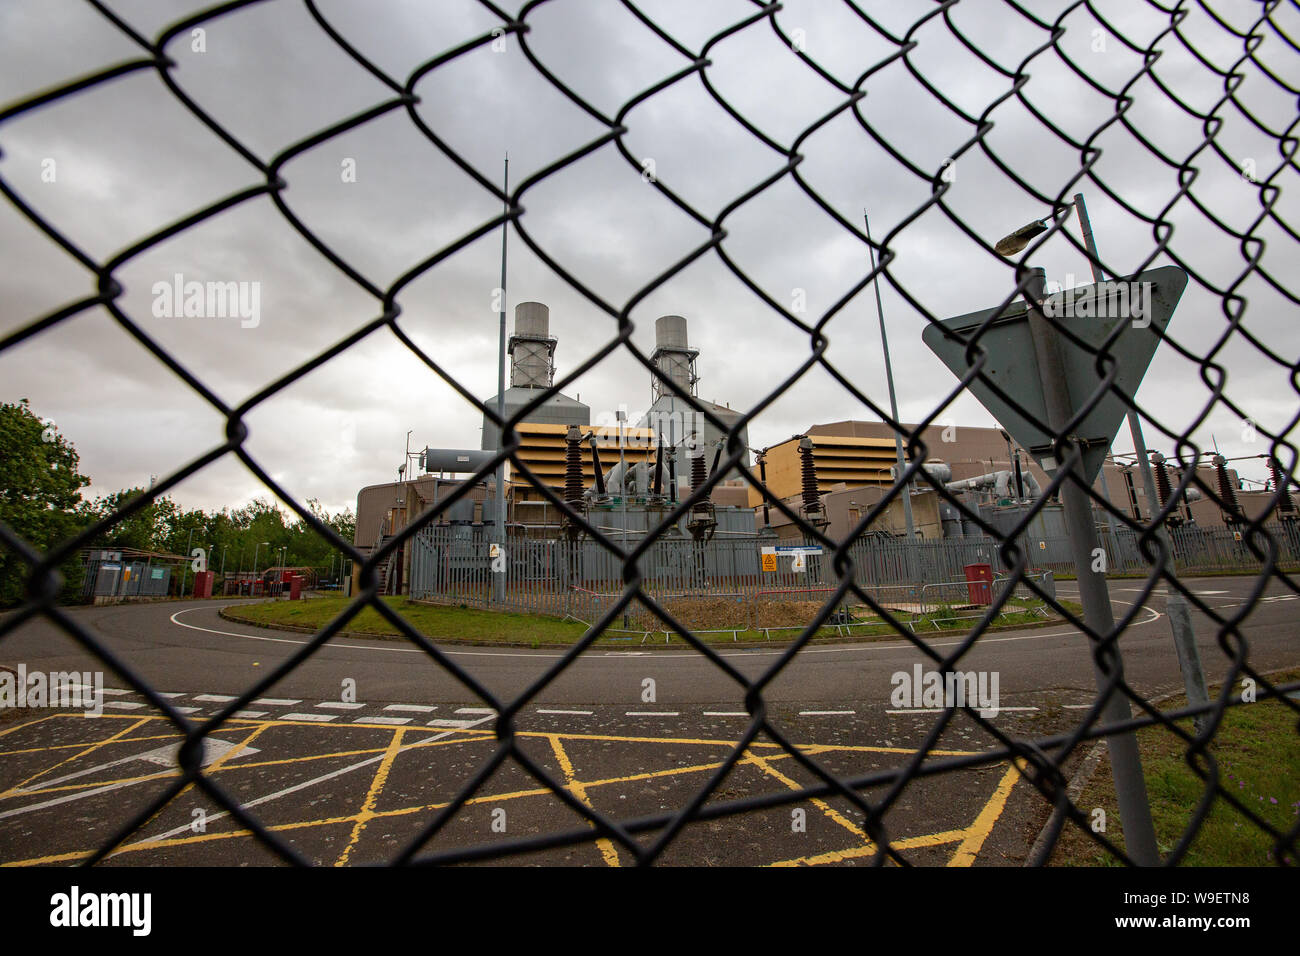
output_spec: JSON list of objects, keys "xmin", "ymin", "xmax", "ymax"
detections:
[
  {"xmin": 0, "ymin": 574, "xmax": 1293, "ymax": 867},
  {"xmin": 3, "ymin": 574, "xmax": 1293, "ymax": 709}
]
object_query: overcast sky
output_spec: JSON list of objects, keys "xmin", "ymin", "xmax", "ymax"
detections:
[{"xmin": 2, "ymin": 0, "xmax": 1297, "ymax": 520}]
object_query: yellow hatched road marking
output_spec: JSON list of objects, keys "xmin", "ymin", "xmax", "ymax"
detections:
[
  {"xmin": 335, "ymin": 727, "xmax": 406, "ymax": 866},
  {"xmin": 946, "ymin": 761, "xmax": 1024, "ymax": 867},
  {"xmin": 547, "ymin": 734, "xmax": 621, "ymax": 867},
  {"xmin": 2, "ymin": 718, "xmax": 150, "ymax": 797},
  {"xmin": 0, "ymin": 713, "xmax": 1005, "ymax": 867}
]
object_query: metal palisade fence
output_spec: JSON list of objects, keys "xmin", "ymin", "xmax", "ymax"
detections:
[{"xmin": 0, "ymin": 0, "xmax": 1297, "ymax": 868}]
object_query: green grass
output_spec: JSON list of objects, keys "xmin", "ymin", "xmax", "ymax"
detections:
[
  {"xmin": 1050, "ymin": 668, "xmax": 1300, "ymax": 866},
  {"xmin": 221, "ymin": 594, "xmax": 1079, "ymax": 647}
]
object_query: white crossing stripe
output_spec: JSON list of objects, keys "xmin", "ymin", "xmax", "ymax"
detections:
[
  {"xmin": 316, "ymin": 701, "xmax": 365, "ymax": 710},
  {"xmin": 703, "ymin": 711, "xmax": 749, "ymax": 716},
  {"xmin": 193, "ymin": 694, "xmax": 238, "ymax": 703},
  {"xmin": 157, "ymin": 692, "xmax": 186, "ymax": 699},
  {"xmin": 625, "ymin": 711, "xmax": 680, "ymax": 717},
  {"xmin": 536, "ymin": 709, "xmax": 593, "ymax": 715},
  {"xmin": 232, "ymin": 710, "xmax": 268, "ymax": 719},
  {"xmin": 100, "ymin": 688, "xmax": 132, "ymax": 696},
  {"xmin": 426, "ymin": 718, "xmax": 480, "ymax": 728},
  {"xmin": 252, "ymin": 698, "xmax": 301, "ymax": 706},
  {"xmin": 356, "ymin": 716, "xmax": 413, "ymax": 725},
  {"xmin": 384, "ymin": 704, "xmax": 437, "ymax": 713},
  {"xmin": 800, "ymin": 710, "xmax": 854, "ymax": 716},
  {"xmin": 172, "ymin": 706, "xmax": 200, "ymax": 714},
  {"xmin": 455, "ymin": 707, "xmax": 496, "ymax": 715},
  {"xmin": 104, "ymin": 701, "xmax": 147, "ymax": 710},
  {"xmin": 284, "ymin": 713, "xmax": 338, "ymax": 722}
]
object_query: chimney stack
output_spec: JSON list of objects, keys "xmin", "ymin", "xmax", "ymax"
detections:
[{"xmin": 510, "ymin": 301, "xmax": 555, "ymax": 389}]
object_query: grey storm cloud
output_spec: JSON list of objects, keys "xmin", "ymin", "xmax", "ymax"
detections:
[{"xmin": 1, "ymin": 0, "xmax": 1296, "ymax": 515}]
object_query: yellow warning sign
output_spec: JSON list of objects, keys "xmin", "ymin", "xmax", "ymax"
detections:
[{"xmin": 761, "ymin": 553, "xmax": 777, "ymax": 572}]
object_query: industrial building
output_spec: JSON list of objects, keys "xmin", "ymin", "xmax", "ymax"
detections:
[
  {"xmin": 753, "ymin": 418, "xmax": 1288, "ymax": 547},
  {"xmin": 354, "ymin": 301, "xmax": 1294, "ymax": 595},
  {"xmin": 355, "ymin": 302, "xmax": 757, "ymax": 594}
]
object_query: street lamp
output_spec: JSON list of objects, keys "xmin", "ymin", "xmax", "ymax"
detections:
[
  {"xmin": 252, "ymin": 541, "xmax": 269, "ymax": 596},
  {"xmin": 863, "ymin": 208, "xmax": 915, "ymax": 540},
  {"xmin": 990, "ymin": 201, "xmax": 1182, "ymax": 864},
  {"xmin": 993, "ymin": 216, "xmax": 1053, "ymax": 256},
  {"xmin": 996, "ymin": 191, "xmax": 1210, "ymax": 738}
]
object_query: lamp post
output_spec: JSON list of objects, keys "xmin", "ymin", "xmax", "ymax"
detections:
[
  {"xmin": 180, "ymin": 528, "xmax": 194, "ymax": 597},
  {"xmin": 864, "ymin": 209, "xmax": 915, "ymax": 540},
  {"xmin": 994, "ymin": 220, "xmax": 1159, "ymax": 866},
  {"xmin": 999, "ymin": 195, "xmax": 1210, "ymax": 736},
  {"xmin": 252, "ymin": 541, "xmax": 268, "ymax": 597},
  {"xmin": 493, "ymin": 154, "xmax": 509, "ymax": 606}
]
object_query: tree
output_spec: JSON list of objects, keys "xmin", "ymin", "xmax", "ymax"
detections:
[
  {"xmin": 0, "ymin": 400, "xmax": 90, "ymax": 605},
  {"xmin": 81, "ymin": 487, "xmax": 179, "ymax": 553}
]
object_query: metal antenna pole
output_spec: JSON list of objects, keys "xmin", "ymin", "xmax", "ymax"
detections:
[
  {"xmin": 494, "ymin": 155, "xmax": 509, "ymax": 604},
  {"xmin": 181, "ymin": 528, "xmax": 193, "ymax": 598},
  {"xmin": 1074, "ymin": 192, "xmax": 1209, "ymax": 733},
  {"xmin": 864, "ymin": 210, "xmax": 915, "ymax": 540},
  {"xmin": 1024, "ymin": 266, "xmax": 1159, "ymax": 865}
]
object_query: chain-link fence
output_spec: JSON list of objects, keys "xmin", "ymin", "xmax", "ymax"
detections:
[{"xmin": 1, "ymin": 0, "xmax": 1298, "ymax": 867}]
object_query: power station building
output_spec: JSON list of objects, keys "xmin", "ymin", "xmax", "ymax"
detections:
[{"xmin": 353, "ymin": 301, "xmax": 1290, "ymax": 594}]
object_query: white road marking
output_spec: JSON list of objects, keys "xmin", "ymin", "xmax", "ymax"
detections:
[
  {"xmin": 535, "ymin": 709, "xmax": 592, "ymax": 715},
  {"xmin": 455, "ymin": 707, "xmax": 495, "ymax": 715},
  {"xmin": 252, "ymin": 698, "xmax": 301, "ymax": 706},
  {"xmin": 231, "ymin": 710, "xmax": 268, "ymax": 719},
  {"xmin": 384, "ymin": 704, "xmax": 437, "ymax": 713},
  {"xmin": 1119, "ymin": 588, "xmax": 1228, "ymax": 596},
  {"xmin": 625, "ymin": 711, "xmax": 680, "ymax": 717},
  {"xmin": 99, "ymin": 689, "xmax": 132, "ymax": 696},
  {"xmin": 172, "ymin": 706, "xmax": 200, "ymax": 714},
  {"xmin": 104, "ymin": 701, "xmax": 147, "ymax": 710},
  {"xmin": 157, "ymin": 692, "xmax": 186, "ymax": 698},
  {"xmin": 193, "ymin": 694, "xmax": 238, "ymax": 703},
  {"xmin": 355, "ymin": 716, "xmax": 412, "ymax": 725},
  {"xmin": 172, "ymin": 603, "xmax": 1163, "ymax": 662},
  {"xmin": 800, "ymin": 710, "xmax": 854, "ymax": 716},
  {"xmin": 126, "ymin": 714, "xmax": 496, "ymax": 849},
  {"xmin": 1063, "ymin": 704, "xmax": 1095, "ymax": 710},
  {"xmin": 703, "ymin": 711, "xmax": 749, "ymax": 716},
  {"xmin": 426, "ymin": 718, "xmax": 480, "ymax": 728},
  {"xmin": 316, "ymin": 702, "xmax": 365, "ymax": 710},
  {"xmin": 283, "ymin": 713, "xmax": 337, "ymax": 722}
]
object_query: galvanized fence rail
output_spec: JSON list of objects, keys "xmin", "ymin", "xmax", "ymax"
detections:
[{"xmin": 1, "ymin": 0, "xmax": 1297, "ymax": 868}]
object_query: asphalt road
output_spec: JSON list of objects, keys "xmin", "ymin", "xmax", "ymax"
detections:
[{"xmin": 0, "ymin": 574, "xmax": 1294, "ymax": 866}]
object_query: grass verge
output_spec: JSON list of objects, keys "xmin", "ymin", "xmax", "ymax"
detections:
[
  {"xmin": 1048, "ymin": 667, "xmax": 1300, "ymax": 866},
  {"xmin": 220, "ymin": 594, "xmax": 1081, "ymax": 648}
]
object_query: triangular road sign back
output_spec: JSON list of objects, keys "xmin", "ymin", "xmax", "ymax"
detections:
[{"xmin": 922, "ymin": 265, "xmax": 1187, "ymax": 483}]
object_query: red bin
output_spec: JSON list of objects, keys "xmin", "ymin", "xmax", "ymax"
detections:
[
  {"xmin": 963, "ymin": 563, "xmax": 993, "ymax": 605},
  {"xmin": 289, "ymin": 575, "xmax": 303, "ymax": 601},
  {"xmin": 192, "ymin": 570, "xmax": 214, "ymax": 599}
]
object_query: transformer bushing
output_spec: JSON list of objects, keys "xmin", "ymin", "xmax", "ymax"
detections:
[
  {"xmin": 563, "ymin": 425, "xmax": 585, "ymax": 539},
  {"xmin": 1213, "ymin": 454, "xmax": 1243, "ymax": 525},
  {"xmin": 1149, "ymin": 451, "xmax": 1183, "ymax": 528},
  {"xmin": 798, "ymin": 436, "xmax": 829, "ymax": 531},
  {"xmin": 686, "ymin": 447, "xmax": 717, "ymax": 540},
  {"xmin": 1269, "ymin": 456, "xmax": 1296, "ymax": 519}
]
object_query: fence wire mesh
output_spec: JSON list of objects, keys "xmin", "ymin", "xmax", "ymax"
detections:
[{"xmin": 1, "ymin": 0, "xmax": 1298, "ymax": 867}]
